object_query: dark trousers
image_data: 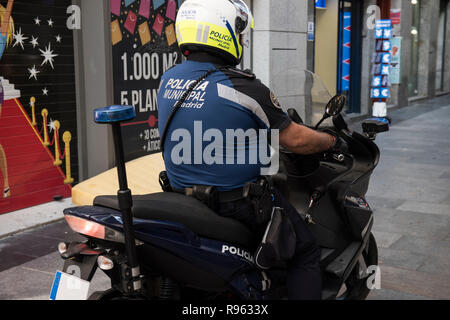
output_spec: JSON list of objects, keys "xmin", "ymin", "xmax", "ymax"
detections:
[{"xmin": 218, "ymin": 188, "xmax": 322, "ymax": 300}]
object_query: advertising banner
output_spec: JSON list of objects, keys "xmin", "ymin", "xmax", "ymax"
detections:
[
  {"xmin": 390, "ymin": 9, "xmax": 401, "ymax": 25},
  {"xmin": 371, "ymin": 20, "xmax": 392, "ymax": 100},
  {"xmin": 111, "ymin": 0, "xmax": 182, "ymax": 161},
  {"xmin": 0, "ymin": 0, "xmax": 76, "ymax": 214},
  {"xmin": 339, "ymin": 11, "xmax": 351, "ymax": 92},
  {"xmin": 315, "ymin": 0, "xmax": 326, "ymax": 9},
  {"xmin": 390, "ymin": 37, "xmax": 402, "ymax": 84}
]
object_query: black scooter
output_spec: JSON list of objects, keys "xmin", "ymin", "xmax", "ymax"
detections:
[{"xmin": 51, "ymin": 86, "xmax": 389, "ymax": 301}]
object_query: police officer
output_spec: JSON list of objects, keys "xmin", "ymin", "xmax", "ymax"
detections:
[{"xmin": 157, "ymin": 0, "xmax": 339, "ymax": 300}]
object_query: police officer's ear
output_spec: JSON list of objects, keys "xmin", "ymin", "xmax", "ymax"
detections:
[{"xmin": 239, "ymin": 34, "xmax": 244, "ymax": 46}]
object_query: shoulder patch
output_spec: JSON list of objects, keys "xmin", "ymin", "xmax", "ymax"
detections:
[
  {"xmin": 270, "ymin": 91, "xmax": 282, "ymax": 109},
  {"xmin": 225, "ymin": 67, "xmax": 256, "ymax": 79}
]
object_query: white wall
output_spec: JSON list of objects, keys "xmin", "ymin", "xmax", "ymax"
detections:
[{"xmin": 75, "ymin": 0, "xmax": 114, "ymax": 179}]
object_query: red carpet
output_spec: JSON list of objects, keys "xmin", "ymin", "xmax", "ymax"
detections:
[{"xmin": 0, "ymin": 98, "xmax": 71, "ymax": 215}]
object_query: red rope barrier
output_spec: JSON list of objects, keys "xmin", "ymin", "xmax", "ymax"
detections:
[
  {"xmin": 49, "ymin": 133, "xmax": 55, "ymax": 146},
  {"xmin": 60, "ymin": 148, "xmax": 66, "ymax": 160}
]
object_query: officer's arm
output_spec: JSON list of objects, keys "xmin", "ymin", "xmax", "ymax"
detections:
[
  {"xmin": 222, "ymin": 73, "xmax": 335, "ymax": 154},
  {"xmin": 279, "ymin": 122, "xmax": 336, "ymax": 155}
]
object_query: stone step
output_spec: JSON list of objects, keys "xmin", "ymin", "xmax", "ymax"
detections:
[
  {"xmin": 4, "ymin": 90, "xmax": 21, "ymax": 100},
  {"xmin": 2, "ymin": 84, "xmax": 15, "ymax": 91},
  {"xmin": 1, "ymin": 78, "xmax": 21, "ymax": 99},
  {"xmin": 0, "ymin": 77, "xmax": 10, "ymax": 85}
]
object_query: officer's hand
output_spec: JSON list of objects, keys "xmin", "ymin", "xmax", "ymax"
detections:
[
  {"xmin": 330, "ymin": 136, "xmax": 349, "ymax": 154},
  {"xmin": 322, "ymin": 129, "xmax": 348, "ymax": 154}
]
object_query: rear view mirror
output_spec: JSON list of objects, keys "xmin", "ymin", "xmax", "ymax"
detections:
[
  {"xmin": 325, "ymin": 95, "xmax": 346, "ymax": 117},
  {"xmin": 315, "ymin": 95, "xmax": 346, "ymax": 130}
]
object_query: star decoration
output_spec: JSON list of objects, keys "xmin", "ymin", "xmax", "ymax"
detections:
[
  {"xmin": 30, "ymin": 36, "xmax": 39, "ymax": 49},
  {"xmin": 34, "ymin": 17, "xmax": 41, "ymax": 25},
  {"xmin": 48, "ymin": 19, "xmax": 54, "ymax": 27},
  {"xmin": 39, "ymin": 43, "xmax": 58, "ymax": 69},
  {"xmin": 55, "ymin": 35, "xmax": 62, "ymax": 43},
  {"xmin": 48, "ymin": 119, "xmax": 56, "ymax": 133},
  {"xmin": 13, "ymin": 28, "xmax": 28, "ymax": 50},
  {"xmin": 28, "ymin": 65, "xmax": 40, "ymax": 80},
  {"xmin": 140, "ymin": 133, "xmax": 143, "ymax": 139},
  {"xmin": 42, "ymin": 87, "xmax": 49, "ymax": 96},
  {"xmin": 143, "ymin": 145, "xmax": 147, "ymax": 151}
]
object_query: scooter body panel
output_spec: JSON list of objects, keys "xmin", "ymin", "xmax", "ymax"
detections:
[{"xmin": 63, "ymin": 206, "xmax": 262, "ymax": 296}]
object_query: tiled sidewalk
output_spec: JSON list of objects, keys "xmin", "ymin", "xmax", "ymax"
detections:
[{"xmin": 364, "ymin": 95, "xmax": 450, "ymax": 299}]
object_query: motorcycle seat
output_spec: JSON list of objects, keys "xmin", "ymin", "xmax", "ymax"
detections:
[{"xmin": 93, "ymin": 192, "xmax": 257, "ymax": 249}]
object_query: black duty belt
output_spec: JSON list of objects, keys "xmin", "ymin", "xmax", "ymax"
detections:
[
  {"xmin": 171, "ymin": 177, "xmax": 274, "ymax": 225},
  {"xmin": 173, "ymin": 186, "xmax": 245, "ymax": 204}
]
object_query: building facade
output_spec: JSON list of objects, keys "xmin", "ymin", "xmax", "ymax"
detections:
[{"xmin": 310, "ymin": 0, "xmax": 450, "ymax": 120}]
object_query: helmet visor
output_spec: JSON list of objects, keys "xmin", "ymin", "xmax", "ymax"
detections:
[{"xmin": 228, "ymin": 0, "xmax": 253, "ymax": 34}]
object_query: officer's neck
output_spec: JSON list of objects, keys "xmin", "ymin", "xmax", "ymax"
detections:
[{"xmin": 187, "ymin": 52, "xmax": 230, "ymax": 66}]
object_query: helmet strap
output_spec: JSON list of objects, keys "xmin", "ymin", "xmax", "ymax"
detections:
[{"xmin": 239, "ymin": 34, "xmax": 244, "ymax": 46}]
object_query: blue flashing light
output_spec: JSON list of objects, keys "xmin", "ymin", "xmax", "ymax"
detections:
[
  {"xmin": 94, "ymin": 105, "xmax": 136, "ymax": 124},
  {"xmin": 368, "ymin": 117, "xmax": 390, "ymax": 124}
]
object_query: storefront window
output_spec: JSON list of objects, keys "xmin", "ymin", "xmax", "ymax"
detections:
[{"xmin": 408, "ymin": 0, "xmax": 421, "ymax": 97}]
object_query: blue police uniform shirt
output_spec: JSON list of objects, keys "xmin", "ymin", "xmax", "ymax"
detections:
[{"xmin": 157, "ymin": 53, "xmax": 291, "ymax": 191}]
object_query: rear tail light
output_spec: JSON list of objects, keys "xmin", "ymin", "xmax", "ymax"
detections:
[
  {"xmin": 65, "ymin": 215, "xmax": 106, "ymax": 239},
  {"xmin": 58, "ymin": 242, "xmax": 68, "ymax": 254},
  {"xmin": 64, "ymin": 215, "xmax": 143, "ymax": 245},
  {"xmin": 65, "ymin": 215, "xmax": 122, "ymax": 242}
]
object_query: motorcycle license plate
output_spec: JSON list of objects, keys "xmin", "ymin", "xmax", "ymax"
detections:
[{"xmin": 49, "ymin": 271, "xmax": 90, "ymax": 300}]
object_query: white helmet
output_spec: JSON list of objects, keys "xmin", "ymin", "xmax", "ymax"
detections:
[{"xmin": 176, "ymin": 0, "xmax": 254, "ymax": 65}]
